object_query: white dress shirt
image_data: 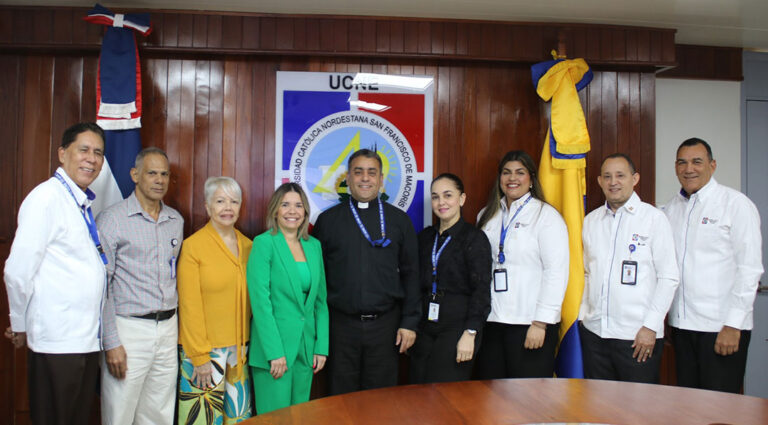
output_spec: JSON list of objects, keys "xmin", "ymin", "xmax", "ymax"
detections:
[
  {"xmin": 661, "ymin": 178, "xmax": 763, "ymax": 332},
  {"xmin": 580, "ymin": 192, "xmax": 679, "ymax": 339},
  {"xmin": 479, "ymin": 194, "xmax": 569, "ymax": 325},
  {"xmin": 4, "ymin": 167, "xmax": 106, "ymax": 353}
]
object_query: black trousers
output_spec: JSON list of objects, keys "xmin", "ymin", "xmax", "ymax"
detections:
[
  {"xmin": 328, "ymin": 307, "xmax": 401, "ymax": 395},
  {"xmin": 409, "ymin": 325, "xmax": 480, "ymax": 384},
  {"xmin": 671, "ymin": 327, "xmax": 751, "ymax": 393},
  {"xmin": 579, "ymin": 322, "xmax": 663, "ymax": 384},
  {"xmin": 474, "ymin": 322, "xmax": 559, "ymax": 379},
  {"xmin": 27, "ymin": 349, "xmax": 99, "ymax": 425}
]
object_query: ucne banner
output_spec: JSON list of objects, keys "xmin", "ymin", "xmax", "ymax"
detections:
[{"xmin": 275, "ymin": 71, "xmax": 434, "ymax": 230}]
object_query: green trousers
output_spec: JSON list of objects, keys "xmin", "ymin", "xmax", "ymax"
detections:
[{"xmin": 252, "ymin": 345, "xmax": 313, "ymax": 414}]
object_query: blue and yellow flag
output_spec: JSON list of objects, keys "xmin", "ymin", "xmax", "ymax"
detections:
[{"xmin": 531, "ymin": 58, "xmax": 592, "ymax": 378}]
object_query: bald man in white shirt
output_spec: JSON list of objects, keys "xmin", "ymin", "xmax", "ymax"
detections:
[
  {"xmin": 580, "ymin": 153, "xmax": 679, "ymax": 383},
  {"xmin": 662, "ymin": 137, "xmax": 763, "ymax": 393}
]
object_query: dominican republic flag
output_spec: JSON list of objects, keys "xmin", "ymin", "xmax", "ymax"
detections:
[
  {"xmin": 83, "ymin": 4, "xmax": 151, "ymax": 213},
  {"xmin": 532, "ymin": 58, "xmax": 593, "ymax": 378}
]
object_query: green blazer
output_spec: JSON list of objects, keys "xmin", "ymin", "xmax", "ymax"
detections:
[{"xmin": 247, "ymin": 229, "xmax": 329, "ymax": 370}]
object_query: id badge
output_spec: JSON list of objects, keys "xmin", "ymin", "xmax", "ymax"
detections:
[
  {"xmin": 493, "ymin": 268, "xmax": 508, "ymax": 292},
  {"xmin": 621, "ymin": 260, "xmax": 637, "ymax": 285},
  {"xmin": 428, "ymin": 302, "xmax": 440, "ymax": 322},
  {"xmin": 170, "ymin": 256, "xmax": 177, "ymax": 279}
]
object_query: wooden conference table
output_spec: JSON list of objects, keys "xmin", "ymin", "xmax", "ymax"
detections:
[{"xmin": 243, "ymin": 378, "xmax": 768, "ymax": 425}]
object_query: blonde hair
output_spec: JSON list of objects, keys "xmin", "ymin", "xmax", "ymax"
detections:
[{"xmin": 266, "ymin": 183, "xmax": 311, "ymax": 240}]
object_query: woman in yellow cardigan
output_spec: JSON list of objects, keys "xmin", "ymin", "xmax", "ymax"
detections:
[
  {"xmin": 178, "ymin": 177, "xmax": 253, "ymax": 424},
  {"xmin": 247, "ymin": 183, "xmax": 329, "ymax": 414}
]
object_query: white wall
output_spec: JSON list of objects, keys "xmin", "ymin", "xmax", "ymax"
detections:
[{"xmin": 655, "ymin": 79, "xmax": 742, "ymax": 205}]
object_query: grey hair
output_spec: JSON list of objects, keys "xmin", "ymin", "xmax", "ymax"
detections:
[
  {"xmin": 134, "ymin": 147, "xmax": 169, "ymax": 169},
  {"xmin": 204, "ymin": 176, "xmax": 242, "ymax": 205}
]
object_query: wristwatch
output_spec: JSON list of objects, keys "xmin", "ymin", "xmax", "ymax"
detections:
[{"xmin": 466, "ymin": 329, "xmax": 478, "ymax": 335}]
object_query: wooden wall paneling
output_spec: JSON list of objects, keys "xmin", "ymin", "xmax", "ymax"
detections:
[
  {"xmin": 260, "ymin": 17, "xmax": 276, "ymax": 51},
  {"xmin": 31, "ymin": 9, "xmax": 52, "ymax": 44},
  {"xmin": 435, "ymin": 63, "xmax": 450, "ymax": 171},
  {"xmin": 417, "ymin": 22, "xmax": 431, "ymax": 55},
  {"xmin": 625, "ymin": 30, "xmax": 638, "ymax": 63},
  {"xmin": 80, "ymin": 56, "xmax": 97, "ymax": 123},
  {"xmin": 162, "ymin": 13, "xmax": 179, "ymax": 48},
  {"xmin": 276, "ymin": 17, "xmax": 294, "ymax": 50},
  {"xmin": 49, "ymin": 56, "xmax": 84, "ymax": 176},
  {"xmin": 0, "ymin": 11, "xmax": 11, "ymax": 43},
  {"xmin": 616, "ymin": 71, "xmax": 632, "ymax": 156},
  {"xmin": 0, "ymin": 55, "xmax": 19, "ymax": 424},
  {"xmin": 657, "ymin": 45, "xmax": 743, "ymax": 81},
  {"xmin": 207, "ymin": 15, "xmax": 222, "ymax": 49},
  {"xmin": 52, "ymin": 9, "xmax": 73, "ymax": 45},
  {"xmin": 177, "ymin": 13, "xmax": 194, "ymax": 48},
  {"xmin": 0, "ymin": 243, "xmax": 12, "ymax": 423},
  {"xmin": 346, "ymin": 19, "xmax": 361, "ymax": 53},
  {"xmin": 234, "ymin": 59, "xmax": 254, "ymax": 232},
  {"xmin": 0, "ymin": 8, "xmax": 678, "ymax": 67},
  {"xmin": 241, "ymin": 17, "xmax": 259, "ymax": 50},
  {"xmin": 207, "ymin": 59, "xmax": 225, "ymax": 202},
  {"xmin": 164, "ymin": 58, "xmax": 182, "ymax": 218},
  {"xmin": 403, "ymin": 21, "xmax": 418, "ymax": 54},
  {"xmin": 611, "ymin": 29, "xmax": 626, "ymax": 62},
  {"xmin": 144, "ymin": 57, "xmax": 168, "ymax": 162},
  {"xmin": 11, "ymin": 9, "xmax": 32, "ymax": 47},
  {"xmin": 584, "ymin": 71, "xmax": 603, "ymax": 212},
  {"xmin": 0, "ymin": 56, "xmax": 20, "ymax": 238},
  {"xmin": 376, "ymin": 20, "xmax": 390, "ymax": 53},
  {"xmin": 333, "ymin": 19, "xmax": 348, "ymax": 53},
  {"xmin": 191, "ymin": 60, "xmax": 210, "ymax": 229},
  {"xmin": 585, "ymin": 28, "xmax": 600, "ymax": 62},
  {"xmin": 260, "ymin": 60, "xmax": 277, "ymax": 235},
  {"xmin": 177, "ymin": 59, "xmax": 197, "ymax": 233},
  {"xmin": 221, "ymin": 59, "xmax": 238, "ymax": 192},
  {"xmin": 221, "ymin": 15, "xmax": 242, "ymax": 49},
  {"xmin": 192, "ymin": 14, "xmax": 207, "ymax": 49},
  {"xmin": 480, "ymin": 24, "xmax": 495, "ymax": 59},
  {"xmin": 639, "ymin": 72, "xmax": 656, "ymax": 204},
  {"xmin": 447, "ymin": 63, "xmax": 464, "ymax": 182},
  {"xmin": 627, "ymin": 72, "xmax": 643, "ymax": 186},
  {"xmin": 306, "ymin": 19, "xmax": 322, "ymax": 52},
  {"xmin": 466, "ymin": 23, "xmax": 483, "ymax": 59},
  {"xmin": 20, "ymin": 56, "xmax": 54, "ymax": 198}
]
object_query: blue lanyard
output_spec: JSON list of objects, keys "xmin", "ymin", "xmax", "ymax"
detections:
[
  {"xmin": 498, "ymin": 194, "xmax": 532, "ymax": 265},
  {"xmin": 54, "ymin": 172, "xmax": 108, "ymax": 265},
  {"xmin": 349, "ymin": 197, "xmax": 391, "ymax": 248},
  {"xmin": 431, "ymin": 233, "xmax": 451, "ymax": 294}
]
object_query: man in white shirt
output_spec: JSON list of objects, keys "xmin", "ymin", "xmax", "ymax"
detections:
[
  {"xmin": 580, "ymin": 153, "xmax": 679, "ymax": 383},
  {"xmin": 4, "ymin": 122, "xmax": 107, "ymax": 425},
  {"xmin": 662, "ymin": 138, "xmax": 763, "ymax": 393}
]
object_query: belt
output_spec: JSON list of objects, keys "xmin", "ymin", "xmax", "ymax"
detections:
[
  {"xmin": 132, "ymin": 309, "xmax": 176, "ymax": 321},
  {"xmin": 359, "ymin": 314, "xmax": 379, "ymax": 321}
]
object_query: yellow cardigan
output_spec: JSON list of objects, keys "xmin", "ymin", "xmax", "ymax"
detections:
[{"xmin": 178, "ymin": 221, "xmax": 253, "ymax": 366}]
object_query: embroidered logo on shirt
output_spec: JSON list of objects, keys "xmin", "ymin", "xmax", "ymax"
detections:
[{"xmin": 702, "ymin": 217, "xmax": 717, "ymax": 224}]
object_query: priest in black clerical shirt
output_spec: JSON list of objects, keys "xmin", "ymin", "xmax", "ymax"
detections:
[{"xmin": 313, "ymin": 148, "xmax": 420, "ymax": 396}]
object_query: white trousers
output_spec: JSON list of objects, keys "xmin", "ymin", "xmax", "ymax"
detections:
[{"xmin": 101, "ymin": 315, "xmax": 178, "ymax": 425}]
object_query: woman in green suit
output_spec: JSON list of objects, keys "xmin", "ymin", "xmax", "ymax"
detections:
[{"xmin": 247, "ymin": 183, "xmax": 329, "ymax": 414}]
